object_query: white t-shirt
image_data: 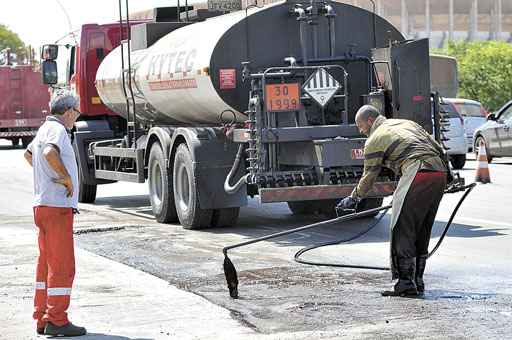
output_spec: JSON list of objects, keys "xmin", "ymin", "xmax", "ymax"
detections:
[{"xmin": 28, "ymin": 116, "xmax": 79, "ymax": 208}]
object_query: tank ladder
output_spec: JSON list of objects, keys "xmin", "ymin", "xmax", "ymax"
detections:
[
  {"xmin": 118, "ymin": 0, "xmax": 137, "ymax": 148},
  {"xmin": 89, "ymin": 0, "xmax": 145, "ymax": 184}
]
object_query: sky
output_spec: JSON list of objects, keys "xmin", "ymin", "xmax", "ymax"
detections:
[{"xmin": 0, "ymin": 0, "xmax": 201, "ymax": 48}]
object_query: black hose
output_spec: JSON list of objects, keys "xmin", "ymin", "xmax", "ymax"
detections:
[
  {"xmin": 223, "ymin": 182, "xmax": 476, "ymax": 298},
  {"xmin": 293, "ymin": 183, "xmax": 477, "ymax": 270},
  {"xmin": 294, "ymin": 207, "xmax": 390, "ymax": 270}
]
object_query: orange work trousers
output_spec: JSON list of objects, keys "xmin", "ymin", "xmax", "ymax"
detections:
[{"xmin": 33, "ymin": 206, "xmax": 75, "ymax": 328}]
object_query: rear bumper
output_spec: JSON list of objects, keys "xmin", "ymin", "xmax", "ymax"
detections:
[
  {"xmin": 444, "ymin": 135, "xmax": 467, "ymax": 155},
  {"xmin": 259, "ymin": 181, "xmax": 396, "ymax": 203},
  {"xmin": 466, "ymin": 135, "xmax": 474, "ymax": 151},
  {"xmin": 0, "ymin": 118, "xmax": 44, "ymax": 129},
  {"xmin": 0, "ymin": 130, "xmax": 37, "ymax": 138}
]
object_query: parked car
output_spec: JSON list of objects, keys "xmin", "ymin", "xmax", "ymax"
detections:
[
  {"xmin": 442, "ymin": 98, "xmax": 487, "ymax": 152},
  {"xmin": 473, "ymin": 100, "xmax": 512, "ymax": 163},
  {"xmin": 440, "ymin": 99, "xmax": 468, "ymax": 169}
]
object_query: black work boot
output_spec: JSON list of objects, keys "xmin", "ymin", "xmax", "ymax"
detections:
[
  {"xmin": 416, "ymin": 254, "xmax": 428, "ymax": 296},
  {"xmin": 382, "ymin": 257, "xmax": 418, "ymax": 297},
  {"xmin": 44, "ymin": 322, "xmax": 87, "ymax": 337}
]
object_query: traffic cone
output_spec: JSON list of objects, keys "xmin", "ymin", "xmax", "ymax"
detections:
[{"xmin": 475, "ymin": 140, "xmax": 491, "ymax": 184}]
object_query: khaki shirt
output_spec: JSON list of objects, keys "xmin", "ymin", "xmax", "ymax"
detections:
[{"xmin": 352, "ymin": 116, "xmax": 446, "ymax": 199}]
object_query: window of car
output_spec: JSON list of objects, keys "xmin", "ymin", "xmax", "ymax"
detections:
[
  {"xmin": 453, "ymin": 103, "xmax": 485, "ymax": 117},
  {"xmin": 498, "ymin": 104, "xmax": 512, "ymax": 123},
  {"xmin": 440, "ymin": 103, "xmax": 462, "ymax": 119}
]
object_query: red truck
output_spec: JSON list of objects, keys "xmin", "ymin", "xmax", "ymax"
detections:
[
  {"xmin": 0, "ymin": 51, "xmax": 50, "ymax": 148},
  {"xmin": 40, "ymin": 22, "xmax": 135, "ymax": 201}
]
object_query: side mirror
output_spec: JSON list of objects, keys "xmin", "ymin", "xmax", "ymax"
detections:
[
  {"xmin": 41, "ymin": 44, "xmax": 59, "ymax": 60},
  {"xmin": 42, "ymin": 60, "xmax": 58, "ymax": 85},
  {"xmin": 487, "ymin": 113, "xmax": 496, "ymax": 121}
]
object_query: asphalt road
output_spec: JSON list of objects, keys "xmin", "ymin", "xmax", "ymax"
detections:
[{"xmin": 2, "ymin": 140, "xmax": 511, "ymax": 339}]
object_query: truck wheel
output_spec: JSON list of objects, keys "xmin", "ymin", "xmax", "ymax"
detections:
[
  {"xmin": 287, "ymin": 201, "xmax": 320, "ymax": 215},
  {"xmin": 450, "ymin": 154, "xmax": 466, "ymax": 170},
  {"xmin": 78, "ymin": 172, "xmax": 97, "ymax": 203},
  {"xmin": 11, "ymin": 138, "xmax": 20, "ymax": 148},
  {"xmin": 211, "ymin": 207, "xmax": 240, "ymax": 227},
  {"xmin": 357, "ymin": 197, "xmax": 384, "ymax": 217},
  {"xmin": 21, "ymin": 137, "xmax": 32, "ymax": 148},
  {"xmin": 287, "ymin": 200, "xmax": 337, "ymax": 217},
  {"xmin": 173, "ymin": 144, "xmax": 213, "ymax": 229},
  {"xmin": 148, "ymin": 143, "xmax": 178, "ymax": 223}
]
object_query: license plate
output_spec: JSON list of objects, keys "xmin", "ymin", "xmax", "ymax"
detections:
[
  {"xmin": 351, "ymin": 148, "xmax": 364, "ymax": 160},
  {"xmin": 265, "ymin": 83, "xmax": 301, "ymax": 112},
  {"xmin": 15, "ymin": 119, "xmax": 27, "ymax": 127}
]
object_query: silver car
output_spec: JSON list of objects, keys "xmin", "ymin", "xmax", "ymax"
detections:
[
  {"xmin": 473, "ymin": 100, "xmax": 512, "ymax": 163},
  {"xmin": 442, "ymin": 98, "xmax": 487, "ymax": 152}
]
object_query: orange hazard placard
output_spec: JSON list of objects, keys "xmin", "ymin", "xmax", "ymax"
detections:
[{"xmin": 265, "ymin": 83, "xmax": 301, "ymax": 112}]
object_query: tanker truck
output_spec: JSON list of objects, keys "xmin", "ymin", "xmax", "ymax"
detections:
[
  {"xmin": 41, "ymin": 0, "xmax": 439, "ymax": 229},
  {"xmin": 1, "ymin": 48, "xmax": 49, "ymax": 148}
]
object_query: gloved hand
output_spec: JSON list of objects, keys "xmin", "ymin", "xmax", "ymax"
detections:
[{"xmin": 335, "ymin": 196, "xmax": 359, "ymax": 216}]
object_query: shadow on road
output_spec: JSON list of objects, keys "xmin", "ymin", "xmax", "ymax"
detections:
[
  {"xmin": 0, "ymin": 145, "xmax": 20, "ymax": 151},
  {"xmin": 94, "ymin": 195, "xmax": 150, "ymax": 209},
  {"xmin": 424, "ymin": 289, "xmax": 496, "ymax": 301},
  {"xmin": 76, "ymin": 334, "xmax": 153, "ymax": 340},
  {"xmin": 87, "ymin": 195, "xmax": 507, "ymax": 249}
]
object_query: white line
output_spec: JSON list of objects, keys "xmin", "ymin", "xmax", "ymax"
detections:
[{"xmin": 454, "ymin": 217, "xmax": 512, "ymax": 229}]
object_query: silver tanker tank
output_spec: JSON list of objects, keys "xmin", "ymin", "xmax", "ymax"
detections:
[{"xmin": 96, "ymin": 0, "xmax": 403, "ymax": 126}]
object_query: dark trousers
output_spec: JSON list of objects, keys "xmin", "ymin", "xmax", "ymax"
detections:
[{"xmin": 392, "ymin": 171, "xmax": 446, "ymax": 262}]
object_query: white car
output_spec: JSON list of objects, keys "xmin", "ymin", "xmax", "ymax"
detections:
[
  {"xmin": 443, "ymin": 98, "xmax": 487, "ymax": 152},
  {"xmin": 440, "ymin": 100, "xmax": 468, "ymax": 169}
]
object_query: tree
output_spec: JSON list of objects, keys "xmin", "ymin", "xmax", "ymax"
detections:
[
  {"xmin": 432, "ymin": 41, "xmax": 512, "ymax": 112},
  {"xmin": 0, "ymin": 24, "xmax": 26, "ymax": 62}
]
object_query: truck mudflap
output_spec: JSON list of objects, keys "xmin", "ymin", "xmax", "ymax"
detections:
[{"xmin": 258, "ymin": 181, "xmax": 396, "ymax": 203}]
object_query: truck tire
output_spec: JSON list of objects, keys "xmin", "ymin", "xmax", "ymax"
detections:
[
  {"xmin": 173, "ymin": 144, "xmax": 213, "ymax": 229},
  {"xmin": 78, "ymin": 176, "xmax": 97, "ymax": 203},
  {"xmin": 356, "ymin": 197, "xmax": 384, "ymax": 218},
  {"xmin": 287, "ymin": 199, "xmax": 337, "ymax": 217},
  {"xmin": 450, "ymin": 154, "xmax": 466, "ymax": 170},
  {"xmin": 11, "ymin": 138, "xmax": 20, "ymax": 148},
  {"xmin": 288, "ymin": 198, "xmax": 384, "ymax": 219},
  {"xmin": 211, "ymin": 207, "xmax": 240, "ymax": 227},
  {"xmin": 148, "ymin": 143, "xmax": 178, "ymax": 223},
  {"xmin": 287, "ymin": 201, "xmax": 321, "ymax": 215},
  {"xmin": 21, "ymin": 137, "xmax": 32, "ymax": 148}
]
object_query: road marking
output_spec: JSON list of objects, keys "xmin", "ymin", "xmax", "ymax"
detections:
[{"xmin": 454, "ymin": 217, "xmax": 512, "ymax": 229}]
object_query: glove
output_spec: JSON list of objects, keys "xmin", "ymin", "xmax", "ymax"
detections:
[{"xmin": 335, "ymin": 196, "xmax": 359, "ymax": 216}]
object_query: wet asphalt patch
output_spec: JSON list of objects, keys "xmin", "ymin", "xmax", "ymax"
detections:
[{"xmin": 75, "ymin": 225, "xmax": 512, "ymax": 338}]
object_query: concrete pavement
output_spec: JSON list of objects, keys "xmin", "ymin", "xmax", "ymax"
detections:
[
  {"xmin": 1, "ymin": 224, "xmax": 257, "ymax": 340},
  {"xmin": 1, "ymin": 223, "xmax": 355, "ymax": 340}
]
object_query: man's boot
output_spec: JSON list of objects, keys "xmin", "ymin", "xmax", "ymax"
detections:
[
  {"xmin": 416, "ymin": 254, "xmax": 428, "ymax": 296},
  {"xmin": 382, "ymin": 257, "xmax": 418, "ymax": 297},
  {"xmin": 44, "ymin": 322, "xmax": 87, "ymax": 337}
]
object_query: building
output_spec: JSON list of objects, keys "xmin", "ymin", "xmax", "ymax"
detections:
[{"xmin": 342, "ymin": 0, "xmax": 512, "ymax": 48}]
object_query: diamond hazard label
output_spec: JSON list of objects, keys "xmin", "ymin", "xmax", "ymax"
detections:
[{"xmin": 303, "ymin": 68, "xmax": 340, "ymax": 107}]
